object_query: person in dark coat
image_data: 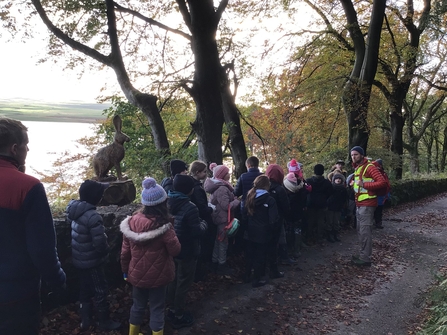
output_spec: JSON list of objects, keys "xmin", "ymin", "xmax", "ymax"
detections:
[
  {"xmin": 120, "ymin": 177, "xmax": 181, "ymax": 335},
  {"xmin": 161, "ymin": 159, "xmax": 189, "ymax": 193},
  {"xmin": 306, "ymin": 164, "xmax": 333, "ymax": 243},
  {"xmin": 233, "ymin": 156, "xmax": 263, "ymax": 254},
  {"xmin": 326, "ymin": 173, "xmax": 348, "ymax": 242},
  {"xmin": 265, "ymin": 164, "xmax": 292, "ymax": 276},
  {"xmin": 189, "ymin": 160, "xmax": 215, "ymax": 281},
  {"xmin": 244, "ymin": 175, "xmax": 279, "ymax": 287},
  {"xmin": 0, "ymin": 117, "xmax": 66, "ymax": 335},
  {"xmin": 166, "ymin": 174, "xmax": 207, "ymax": 330},
  {"xmin": 66, "ymin": 180, "xmax": 121, "ymax": 331}
]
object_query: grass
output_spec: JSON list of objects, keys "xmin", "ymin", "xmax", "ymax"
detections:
[
  {"xmin": 0, "ymin": 98, "xmax": 108, "ymax": 123},
  {"xmin": 417, "ymin": 270, "xmax": 447, "ymax": 335}
]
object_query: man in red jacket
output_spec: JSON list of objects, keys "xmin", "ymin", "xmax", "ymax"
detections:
[
  {"xmin": 0, "ymin": 117, "xmax": 66, "ymax": 334},
  {"xmin": 350, "ymin": 146, "xmax": 387, "ymax": 267}
]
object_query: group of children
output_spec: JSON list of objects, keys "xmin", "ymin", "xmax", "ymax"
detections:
[{"xmin": 65, "ymin": 155, "xmax": 389, "ymax": 334}]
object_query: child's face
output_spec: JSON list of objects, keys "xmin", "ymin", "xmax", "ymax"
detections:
[{"xmin": 334, "ymin": 178, "xmax": 342, "ymax": 184}]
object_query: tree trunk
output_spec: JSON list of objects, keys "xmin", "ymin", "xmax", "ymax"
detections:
[
  {"xmin": 389, "ymin": 101, "xmax": 405, "ymax": 179},
  {"xmin": 407, "ymin": 141, "xmax": 420, "ymax": 174},
  {"xmin": 441, "ymin": 126, "xmax": 447, "ymax": 172},
  {"xmin": 220, "ymin": 67, "xmax": 248, "ymax": 178},
  {"xmin": 341, "ymin": 0, "xmax": 386, "ymax": 157},
  {"xmin": 187, "ymin": 0, "xmax": 225, "ymax": 165}
]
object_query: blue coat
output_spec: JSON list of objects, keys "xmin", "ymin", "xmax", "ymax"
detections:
[
  {"xmin": 168, "ymin": 191, "xmax": 206, "ymax": 260},
  {"xmin": 66, "ymin": 200, "xmax": 109, "ymax": 269}
]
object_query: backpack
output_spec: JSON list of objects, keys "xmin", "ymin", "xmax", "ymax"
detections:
[
  {"xmin": 374, "ymin": 165, "xmax": 391, "ymax": 197},
  {"xmin": 359, "ymin": 162, "xmax": 391, "ymax": 197}
]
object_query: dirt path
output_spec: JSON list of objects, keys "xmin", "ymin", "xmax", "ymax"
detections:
[{"xmin": 172, "ymin": 194, "xmax": 447, "ymax": 335}]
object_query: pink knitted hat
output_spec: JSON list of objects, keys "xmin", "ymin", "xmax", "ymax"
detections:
[
  {"xmin": 209, "ymin": 162, "xmax": 230, "ymax": 180},
  {"xmin": 287, "ymin": 159, "xmax": 300, "ymax": 173}
]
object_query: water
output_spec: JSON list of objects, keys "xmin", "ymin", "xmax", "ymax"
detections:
[{"xmin": 22, "ymin": 121, "xmax": 97, "ymax": 179}]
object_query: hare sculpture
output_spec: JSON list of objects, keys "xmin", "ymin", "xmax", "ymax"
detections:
[{"xmin": 93, "ymin": 115, "xmax": 130, "ymax": 181}]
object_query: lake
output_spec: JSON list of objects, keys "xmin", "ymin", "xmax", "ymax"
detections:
[{"xmin": 22, "ymin": 121, "xmax": 98, "ymax": 180}]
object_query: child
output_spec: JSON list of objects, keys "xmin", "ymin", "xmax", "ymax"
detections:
[
  {"xmin": 233, "ymin": 156, "xmax": 263, "ymax": 254},
  {"xmin": 189, "ymin": 160, "xmax": 215, "ymax": 280},
  {"xmin": 326, "ymin": 174, "xmax": 348, "ymax": 242},
  {"xmin": 203, "ymin": 162, "xmax": 241, "ymax": 275},
  {"xmin": 166, "ymin": 174, "xmax": 207, "ymax": 329},
  {"xmin": 283, "ymin": 172, "xmax": 304, "ymax": 258},
  {"xmin": 120, "ymin": 177, "xmax": 181, "ymax": 335},
  {"xmin": 265, "ymin": 164, "xmax": 293, "ymax": 272},
  {"xmin": 244, "ymin": 175, "xmax": 279, "ymax": 287},
  {"xmin": 66, "ymin": 180, "xmax": 121, "ymax": 331}
]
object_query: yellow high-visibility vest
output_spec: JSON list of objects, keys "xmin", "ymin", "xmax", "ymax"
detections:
[{"xmin": 353, "ymin": 163, "xmax": 377, "ymax": 202}]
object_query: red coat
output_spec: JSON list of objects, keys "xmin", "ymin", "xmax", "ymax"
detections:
[
  {"xmin": 120, "ymin": 213, "xmax": 181, "ymax": 288},
  {"xmin": 352, "ymin": 158, "xmax": 386, "ymax": 207}
]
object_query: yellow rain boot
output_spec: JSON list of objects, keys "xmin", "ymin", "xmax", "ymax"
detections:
[
  {"xmin": 129, "ymin": 323, "xmax": 142, "ymax": 335},
  {"xmin": 152, "ymin": 329, "xmax": 164, "ymax": 335}
]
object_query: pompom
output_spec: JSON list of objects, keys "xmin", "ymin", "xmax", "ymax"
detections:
[
  {"xmin": 142, "ymin": 177, "xmax": 156, "ymax": 189},
  {"xmin": 209, "ymin": 162, "xmax": 217, "ymax": 171}
]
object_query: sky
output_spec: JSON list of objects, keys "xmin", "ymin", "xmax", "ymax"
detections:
[{"xmin": 1, "ymin": 37, "xmax": 115, "ymax": 103}]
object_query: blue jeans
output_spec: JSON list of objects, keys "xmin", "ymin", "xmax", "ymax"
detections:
[
  {"xmin": 130, "ymin": 285, "xmax": 166, "ymax": 331},
  {"xmin": 0, "ymin": 293, "xmax": 40, "ymax": 335}
]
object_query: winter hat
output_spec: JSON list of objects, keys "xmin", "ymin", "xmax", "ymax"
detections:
[
  {"xmin": 79, "ymin": 180, "xmax": 109, "ymax": 205},
  {"xmin": 209, "ymin": 162, "xmax": 229, "ymax": 180},
  {"xmin": 173, "ymin": 174, "xmax": 195, "ymax": 195},
  {"xmin": 313, "ymin": 164, "xmax": 325, "ymax": 176},
  {"xmin": 350, "ymin": 146, "xmax": 365, "ymax": 156},
  {"xmin": 332, "ymin": 173, "xmax": 346, "ymax": 185},
  {"xmin": 265, "ymin": 164, "xmax": 285, "ymax": 184},
  {"xmin": 336, "ymin": 159, "xmax": 345, "ymax": 165},
  {"xmin": 170, "ymin": 159, "xmax": 188, "ymax": 177},
  {"xmin": 287, "ymin": 159, "xmax": 301, "ymax": 173},
  {"xmin": 141, "ymin": 177, "xmax": 167, "ymax": 206}
]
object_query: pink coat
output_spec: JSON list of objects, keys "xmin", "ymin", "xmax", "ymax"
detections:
[{"xmin": 120, "ymin": 213, "xmax": 181, "ymax": 288}]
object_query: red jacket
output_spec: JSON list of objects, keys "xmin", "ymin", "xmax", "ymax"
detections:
[
  {"xmin": 120, "ymin": 213, "xmax": 180, "ymax": 288},
  {"xmin": 352, "ymin": 158, "xmax": 386, "ymax": 207}
]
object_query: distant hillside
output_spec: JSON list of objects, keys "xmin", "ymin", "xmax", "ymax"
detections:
[{"xmin": 0, "ymin": 99, "xmax": 109, "ymax": 123}]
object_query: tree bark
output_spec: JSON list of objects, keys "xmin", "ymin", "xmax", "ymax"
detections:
[{"xmin": 340, "ymin": 0, "xmax": 386, "ymax": 157}]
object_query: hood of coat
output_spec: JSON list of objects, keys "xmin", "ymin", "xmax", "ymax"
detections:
[
  {"xmin": 265, "ymin": 164, "xmax": 284, "ymax": 184},
  {"xmin": 120, "ymin": 213, "xmax": 172, "ymax": 243},
  {"xmin": 254, "ymin": 191, "xmax": 270, "ymax": 206},
  {"xmin": 66, "ymin": 199, "xmax": 96, "ymax": 221},
  {"xmin": 203, "ymin": 177, "xmax": 230, "ymax": 194}
]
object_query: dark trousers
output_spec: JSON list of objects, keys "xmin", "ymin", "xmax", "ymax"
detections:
[
  {"xmin": 266, "ymin": 228, "xmax": 281, "ymax": 275},
  {"xmin": 374, "ymin": 205, "xmax": 384, "ymax": 226},
  {"xmin": 167, "ymin": 258, "xmax": 197, "ymax": 317},
  {"xmin": 0, "ymin": 293, "xmax": 41, "ymax": 335},
  {"xmin": 245, "ymin": 240, "xmax": 268, "ymax": 281},
  {"xmin": 78, "ymin": 265, "xmax": 109, "ymax": 310}
]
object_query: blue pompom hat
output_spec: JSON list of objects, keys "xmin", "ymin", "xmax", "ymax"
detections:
[{"xmin": 141, "ymin": 177, "xmax": 167, "ymax": 206}]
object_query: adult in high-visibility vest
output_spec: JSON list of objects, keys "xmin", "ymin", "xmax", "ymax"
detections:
[{"xmin": 350, "ymin": 146, "xmax": 387, "ymax": 267}]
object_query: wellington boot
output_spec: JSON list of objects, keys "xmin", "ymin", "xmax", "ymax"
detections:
[
  {"xmin": 79, "ymin": 302, "xmax": 92, "ymax": 331},
  {"xmin": 152, "ymin": 328, "xmax": 164, "ymax": 335},
  {"xmin": 129, "ymin": 323, "xmax": 143, "ymax": 335},
  {"xmin": 97, "ymin": 309, "xmax": 121, "ymax": 331},
  {"xmin": 332, "ymin": 230, "xmax": 341, "ymax": 242}
]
